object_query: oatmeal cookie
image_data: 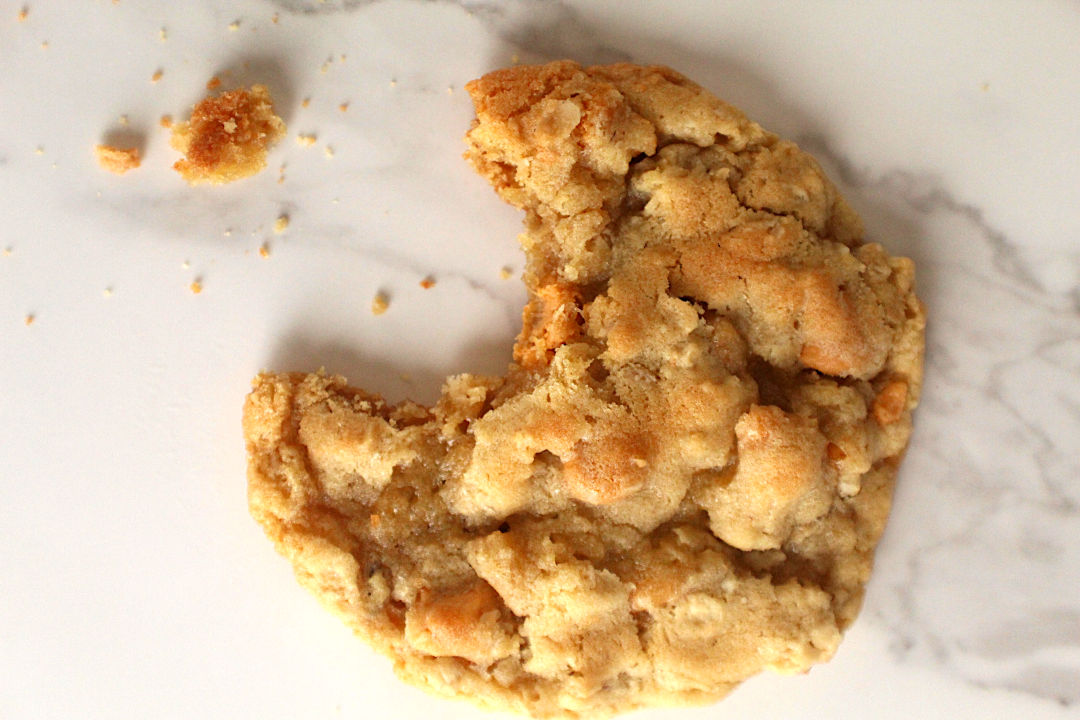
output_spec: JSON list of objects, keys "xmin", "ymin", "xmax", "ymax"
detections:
[{"xmin": 243, "ymin": 61, "xmax": 924, "ymax": 717}]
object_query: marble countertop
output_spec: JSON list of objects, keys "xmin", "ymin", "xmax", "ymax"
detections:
[{"xmin": 2, "ymin": 2, "xmax": 1078, "ymax": 718}]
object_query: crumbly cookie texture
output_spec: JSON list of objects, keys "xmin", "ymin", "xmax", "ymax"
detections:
[
  {"xmin": 94, "ymin": 144, "xmax": 141, "ymax": 174},
  {"xmin": 170, "ymin": 84, "xmax": 285, "ymax": 184},
  {"xmin": 244, "ymin": 61, "xmax": 925, "ymax": 718}
]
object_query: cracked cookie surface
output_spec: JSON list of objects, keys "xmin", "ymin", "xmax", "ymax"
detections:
[{"xmin": 243, "ymin": 61, "xmax": 925, "ymax": 718}]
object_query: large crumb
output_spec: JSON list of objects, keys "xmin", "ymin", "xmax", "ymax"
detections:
[
  {"xmin": 170, "ymin": 85, "xmax": 286, "ymax": 185},
  {"xmin": 94, "ymin": 145, "xmax": 141, "ymax": 174}
]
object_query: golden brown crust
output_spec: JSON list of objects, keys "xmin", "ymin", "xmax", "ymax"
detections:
[
  {"xmin": 244, "ymin": 62, "xmax": 925, "ymax": 718},
  {"xmin": 171, "ymin": 85, "xmax": 285, "ymax": 185}
]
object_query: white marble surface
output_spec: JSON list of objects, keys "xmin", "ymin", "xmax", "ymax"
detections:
[{"xmin": 2, "ymin": 2, "xmax": 1078, "ymax": 718}]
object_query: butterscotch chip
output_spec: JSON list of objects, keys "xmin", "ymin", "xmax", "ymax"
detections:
[
  {"xmin": 170, "ymin": 84, "xmax": 285, "ymax": 185},
  {"xmin": 94, "ymin": 144, "xmax": 140, "ymax": 174},
  {"xmin": 243, "ymin": 61, "xmax": 925, "ymax": 718}
]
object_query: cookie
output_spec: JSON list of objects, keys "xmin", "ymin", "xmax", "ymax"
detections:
[{"xmin": 243, "ymin": 61, "xmax": 925, "ymax": 717}]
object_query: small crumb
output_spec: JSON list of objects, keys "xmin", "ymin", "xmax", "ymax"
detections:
[
  {"xmin": 511, "ymin": 53, "xmax": 520, "ymax": 64},
  {"xmin": 159, "ymin": 27, "xmax": 167, "ymax": 41},
  {"xmin": 419, "ymin": 276, "xmax": 436, "ymax": 289},
  {"xmin": 103, "ymin": 287, "xmax": 113, "ymax": 298},
  {"xmin": 324, "ymin": 145, "xmax": 334, "ymax": 158},
  {"xmin": 118, "ymin": 114, "xmax": 129, "ymax": 126},
  {"xmin": 2, "ymin": 247, "xmax": 12, "ymax": 256},
  {"xmin": 206, "ymin": 75, "xmax": 222, "ymax": 90},
  {"xmin": 301, "ymin": 97, "xmax": 310, "ymax": 108},
  {"xmin": 39, "ymin": 40, "xmax": 47, "ymax": 49},
  {"xmin": 159, "ymin": 114, "xmax": 172, "ymax": 129},
  {"xmin": 228, "ymin": 20, "xmax": 240, "ymax": 31},
  {"xmin": 340, "ymin": 54, "xmax": 346, "ymax": 62},
  {"xmin": 980, "ymin": 81, "xmax": 990, "ymax": 92},
  {"xmin": 17, "ymin": 7, "xmax": 28, "ymax": 22},
  {"xmin": 271, "ymin": 13, "xmax": 279, "ymax": 24},
  {"xmin": 24, "ymin": 314, "xmax": 35, "ymax": 326},
  {"xmin": 331, "ymin": 197, "xmax": 340, "ymax": 204},
  {"xmin": 320, "ymin": 60, "xmax": 330, "ymax": 74},
  {"xmin": 34, "ymin": 146, "xmax": 44, "ymax": 155},
  {"xmin": 338, "ymin": 102, "xmax": 349, "ymax": 112},
  {"xmin": 499, "ymin": 266, "xmax": 513, "ymax": 280},
  {"xmin": 259, "ymin": 243, "xmax": 270, "ymax": 258},
  {"xmin": 371, "ymin": 292, "xmax": 389, "ymax": 315},
  {"xmin": 389, "ymin": 78, "xmax": 397, "ymax": 87},
  {"xmin": 151, "ymin": 69, "xmax": 163, "ymax": 83},
  {"xmin": 95, "ymin": 145, "xmax": 141, "ymax": 174},
  {"xmin": 296, "ymin": 133, "xmax": 316, "ymax": 147},
  {"xmin": 273, "ymin": 214, "xmax": 289, "ymax": 233},
  {"xmin": 223, "ymin": 228, "xmax": 232, "ymax": 236},
  {"xmin": 181, "ymin": 260, "xmax": 190, "ymax": 269},
  {"xmin": 189, "ymin": 280, "xmax": 203, "ymax": 294},
  {"xmin": 447, "ymin": 85, "xmax": 453, "ymax": 94}
]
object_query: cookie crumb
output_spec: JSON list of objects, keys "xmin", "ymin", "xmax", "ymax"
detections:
[
  {"xmin": 94, "ymin": 145, "xmax": 141, "ymax": 174},
  {"xmin": 151, "ymin": 69, "xmax": 163, "ymax": 83},
  {"xmin": 24, "ymin": 314, "xmax": 35, "ymax": 326},
  {"xmin": 389, "ymin": 78, "xmax": 397, "ymax": 87},
  {"xmin": 301, "ymin": 97, "xmax": 310, "ymax": 108},
  {"xmin": 181, "ymin": 260, "xmax": 190, "ymax": 269},
  {"xmin": 34, "ymin": 146, "xmax": 44, "ymax": 155},
  {"xmin": 271, "ymin": 13, "xmax": 279, "ymax": 24},
  {"xmin": 980, "ymin": 81, "xmax": 990, "ymax": 92},
  {"xmin": 228, "ymin": 20, "xmax": 240, "ymax": 32},
  {"xmin": 2, "ymin": 247, "xmax": 12, "ymax": 256},
  {"xmin": 338, "ymin": 102, "xmax": 349, "ymax": 112},
  {"xmin": 118, "ymin": 114, "xmax": 129, "ymax": 126},
  {"xmin": 159, "ymin": 27, "xmax": 167, "ymax": 41},
  {"xmin": 259, "ymin": 243, "xmax": 270, "ymax": 258},
  {"xmin": 206, "ymin": 75, "xmax": 222, "ymax": 90},
  {"xmin": 371, "ymin": 292, "xmax": 389, "ymax": 315},
  {"xmin": 324, "ymin": 145, "xmax": 334, "ymax": 158},
  {"xmin": 296, "ymin": 133, "xmax": 316, "ymax": 147},
  {"xmin": 273, "ymin": 214, "xmax": 289, "ymax": 233},
  {"xmin": 499, "ymin": 266, "xmax": 513, "ymax": 280},
  {"xmin": 17, "ymin": 7, "xmax": 28, "ymax": 22},
  {"xmin": 170, "ymin": 84, "xmax": 286, "ymax": 185},
  {"xmin": 39, "ymin": 40, "xmax": 47, "ymax": 50},
  {"xmin": 159, "ymin": 114, "xmax": 173, "ymax": 129},
  {"xmin": 419, "ymin": 276, "xmax": 436, "ymax": 289},
  {"xmin": 189, "ymin": 280, "xmax": 202, "ymax": 294},
  {"xmin": 103, "ymin": 287, "xmax": 114, "ymax": 298}
]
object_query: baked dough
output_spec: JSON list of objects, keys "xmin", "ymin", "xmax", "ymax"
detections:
[
  {"xmin": 171, "ymin": 84, "xmax": 285, "ymax": 185},
  {"xmin": 243, "ymin": 61, "xmax": 924, "ymax": 718}
]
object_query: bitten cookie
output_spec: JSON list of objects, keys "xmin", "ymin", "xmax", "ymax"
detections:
[{"xmin": 243, "ymin": 61, "xmax": 925, "ymax": 718}]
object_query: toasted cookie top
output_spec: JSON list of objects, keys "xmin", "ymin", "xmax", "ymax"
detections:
[{"xmin": 244, "ymin": 61, "xmax": 924, "ymax": 718}]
